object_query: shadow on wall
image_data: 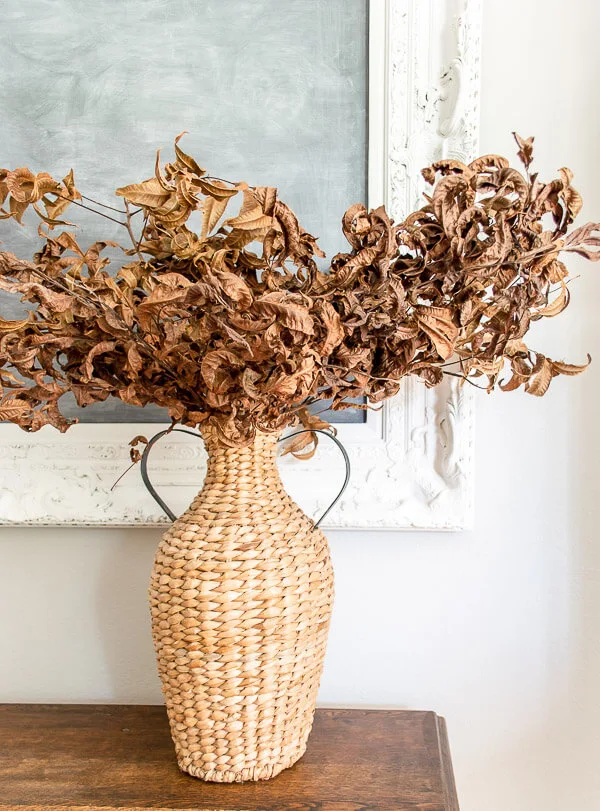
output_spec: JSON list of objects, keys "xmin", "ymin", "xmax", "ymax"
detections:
[
  {"xmin": 94, "ymin": 527, "xmax": 164, "ymax": 703},
  {"xmin": 0, "ymin": 525, "xmax": 164, "ymax": 703},
  {"xmin": 569, "ymin": 247, "xmax": 600, "ymax": 795}
]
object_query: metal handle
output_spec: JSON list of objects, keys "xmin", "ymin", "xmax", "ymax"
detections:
[{"xmin": 139, "ymin": 427, "xmax": 351, "ymax": 528}]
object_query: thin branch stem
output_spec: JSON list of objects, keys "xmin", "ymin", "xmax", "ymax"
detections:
[
  {"xmin": 53, "ymin": 193, "xmax": 142, "ymax": 226},
  {"xmin": 80, "ymin": 194, "xmax": 127, "ymax": 214},
  {"xmin": 110, "ymin": 460, "xmax": 137, "ymax": 491},
  {"xmin": 278, "ymin": 396, "xmax": 320, "ymax": 417},
  {"xmin": 324, "ymin": 360, "xmax": 491, "ymax": 392},
  {"xmin": 205, "ymin": 175, "xmax": 250, "ymax": 188},
  {"xmin": 53, "ymin": 193, "xmax": 129, "ymax": 227},
  {"xmin": 442, "ymin": 370, "xmax": 489, "ymax": 389},
  {"xmin": 123, "ymin": 200, "xmax": 145, "ymax": 262},
  {"xmin": 324, "ymin": 364, "xmax": 404, "ymax": 386},
  {"xmin": 438, "ymin": 354, "xmax": 476, "ymax": 368},
  {"xmin": 548, "ymin": 275, "xmax": 579, "ymax": 295},
  {"xmin": 135, "ymin": 211, "xmax": 150, "ymax": 256}
]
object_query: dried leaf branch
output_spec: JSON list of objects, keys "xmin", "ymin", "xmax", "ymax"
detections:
[{"xmin": 0, "ymin": 133, "xmax": 597, "ymax": 453}]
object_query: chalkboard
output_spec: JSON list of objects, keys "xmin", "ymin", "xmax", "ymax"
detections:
[{"xmin": 0, "ymin": 0, "xmax": 368, "ymax": 423}]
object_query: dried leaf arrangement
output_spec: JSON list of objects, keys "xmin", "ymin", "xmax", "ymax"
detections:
[{"xmin": 0, "ymin": 133, "xmax": 598, "ymax": 455}]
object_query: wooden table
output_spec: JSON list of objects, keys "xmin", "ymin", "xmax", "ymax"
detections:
[{"xmin": 0, "ymin": 704, "xmax": 459, "ymax": 810}]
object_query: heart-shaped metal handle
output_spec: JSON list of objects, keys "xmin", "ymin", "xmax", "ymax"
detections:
[{"xmin": 140, "ymin": 428, "xmax": 351, "ymax": 528}]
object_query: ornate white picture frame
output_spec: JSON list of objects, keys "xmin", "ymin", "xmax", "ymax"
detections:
[{"xmin": 0, "ymin": 0, "xmax": 481, "ymax": 530}]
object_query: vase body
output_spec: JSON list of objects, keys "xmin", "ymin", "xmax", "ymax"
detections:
[{"xmin": 148, "ymin": 428, "xmax": 334, "ymax": 782}]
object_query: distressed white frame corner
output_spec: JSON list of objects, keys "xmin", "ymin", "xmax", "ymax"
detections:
[{"xmin": 0, "ymin": 0, "xmax": 481, "ymax": 530}]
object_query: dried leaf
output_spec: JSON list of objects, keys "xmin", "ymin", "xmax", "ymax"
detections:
[
  {"xmin": 256, "ymin": 292, "xmax": 314, "ymax": 334},
  {"xmin": 318, "ymin": 301, "xmax": 344, "ymax": 356},
  {"xmin": 535, "ymin": 282, "xmax": 570, "ymax": 317},
  {"xmin": 415, "ymin": 306, "xmax": 458, "ymax": 360},
  {"xmin": 525, "ymin": 356, "xmax": 553, "ymax": 396},
  {"xmin": 513, "ymin": 133, "xmax": 535, "ymax": 170},
  {"xmin": 173, "ymin": 131, "xmax": 206, "ymax": 176},
  {"xmin": 115, "ymin": 177, "xmax": 172, "ymax": 208},
  {"xmin": 129, "ymin": 434, "xmax": 149, "ymax": 464},
  {"xmin": 0, "ymin": 398, "xmax": 30, "ymax": 421},
  {"xmin": 225, "ymin": 206, "xmax": 273, "ymax": 231},
  {"xmin": 551, "ymin": 354, "xmax": 591, "ymax": 376},
  {"xmin": 201, "ymin": 195, "xmax": 229, "ymax": 238},
  {"xmin": 83, "ymin": 341, "xmax": 116, "ymax": 380}
]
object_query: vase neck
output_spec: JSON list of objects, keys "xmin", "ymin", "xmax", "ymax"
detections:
[{"xmin": 201, "ymin": 429, "xmax": 281, "ymax": 495}]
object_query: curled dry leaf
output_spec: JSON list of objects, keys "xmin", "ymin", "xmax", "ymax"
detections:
[
  {"xmin": 129, "ymin": 434, "xmax": 149, "ymax": 464},
  {"xmin": 0, "ymin": 133, "xmax": 596, "ymax": 445}
]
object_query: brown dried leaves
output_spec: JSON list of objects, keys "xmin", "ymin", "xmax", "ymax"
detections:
[{"xmin": 0, "ymin": 133, "xmax": 596, "ymax": 444}]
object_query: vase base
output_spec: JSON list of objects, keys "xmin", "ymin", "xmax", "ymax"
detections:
[{"xmin": 178, "ymin": 743, "xmax": 307, "ymax": 783}]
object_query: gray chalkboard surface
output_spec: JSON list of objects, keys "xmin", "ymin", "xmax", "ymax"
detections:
[{"xmin": 0, "ymin": 0, "xmax": 368, "ymax": 423}]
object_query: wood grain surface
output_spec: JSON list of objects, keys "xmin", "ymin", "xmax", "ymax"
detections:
[{"xmin": 0, "ymin": 704, "xmax": 459, "ymax": 810}]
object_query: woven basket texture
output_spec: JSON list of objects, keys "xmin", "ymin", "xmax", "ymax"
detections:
[{"xmin": 149, "ymin": 427, "xmax": 334, "ymax": 782}]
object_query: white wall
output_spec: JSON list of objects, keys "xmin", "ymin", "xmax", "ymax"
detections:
[{"xmin": 1, "ymin": 2, "xmax": 599, "ymax": 809}]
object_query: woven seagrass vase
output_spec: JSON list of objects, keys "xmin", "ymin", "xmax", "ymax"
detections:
[{"xmin": 148, "ymin": 426, "xmax": 334, "ymax": 782}]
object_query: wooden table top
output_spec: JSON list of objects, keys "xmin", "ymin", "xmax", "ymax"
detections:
[{"xmin": 0, "ymin": 704, "xmax": 459, "ymax": 811}]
